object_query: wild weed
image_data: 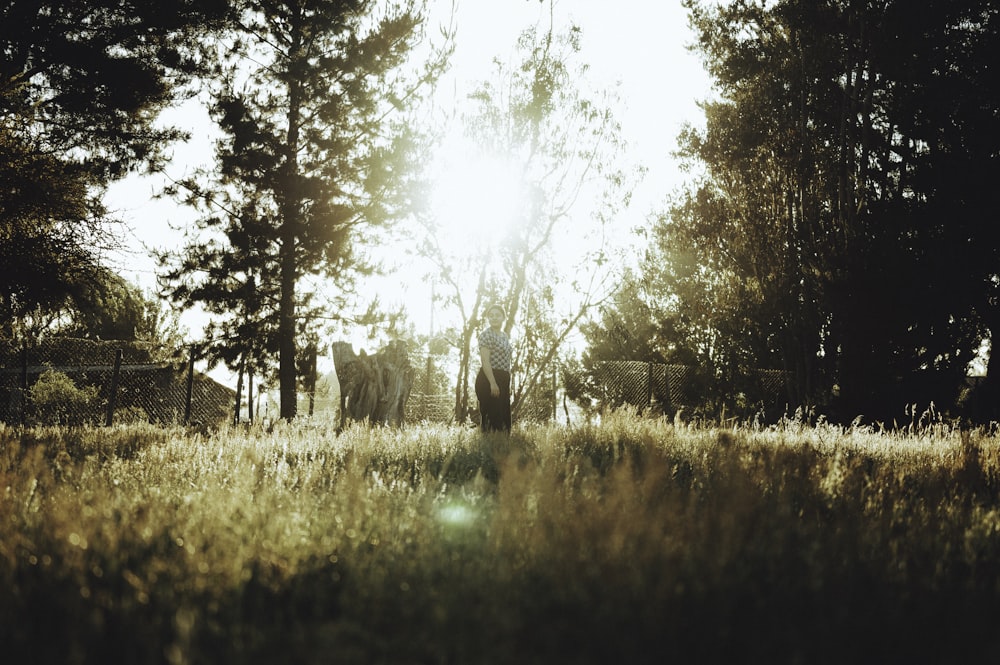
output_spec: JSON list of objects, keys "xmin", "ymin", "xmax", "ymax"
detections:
[{"xmin": 1, "ymin": 415, "xmax": 999, "ymax": 663}]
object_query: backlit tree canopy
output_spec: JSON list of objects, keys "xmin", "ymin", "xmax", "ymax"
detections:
[
  {"xmin": 1, "ymin": 0, "xmax": 227, "ymax": 328},
  {"xmin": 594, "ymin": 0, "xmax": 1000, "ymax": 422},
  {"xmin": 158, "ymin": 0, "xmax": 451, "ymax": 419}
]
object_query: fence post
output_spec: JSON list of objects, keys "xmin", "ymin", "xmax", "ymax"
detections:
[
  {"xmin": 663, "ymin": 365, "xmax": 674, "ymax": 413},
  {"xmin": 105, "ymin": 349, "xmax": 123, "ymax": 426},
  {"xmin": 247, "ymin": 368, "xmax": 254, "ymax": 424},
  {"xmin": 308, "ymin": 343, "xmax": 317, "ymax": 417},
  {"xmin": 184, "ymin": 349, "xmax": 195, "ymax": 424},
  {"xmin": 646, "ymin": 361, "xmax": 654, "ymax": 411},
  {"xmin": 20, "ymin": 340, "xmax": 27, "ymax": 426},
  {"xmin": 424, "ymin": 354, "xmax": 432, "ymax": 421},
  {"xmin": 234, "ymin": 357, "xmax": 244, "ymax": 426}
]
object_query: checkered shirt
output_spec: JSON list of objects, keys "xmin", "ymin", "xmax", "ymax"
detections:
[{"xmin": 478, "ymin": 327, "xmax": 512, "ymax": 373}]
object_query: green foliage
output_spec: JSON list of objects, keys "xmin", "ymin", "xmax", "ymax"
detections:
[
  {"xmin": 59, "ymin": 270, "xmax": 150, "ymax": 341},
  {"xmin": 421, "ymin": 8, "xmax": 638, "ymax": 422},
  {"xmin": 27, "ymin": 370, "xmax": 99, "ymax": 426},
  {"xmin": 636, "ymin": 0, "xmax": 1000, "ymax": 423},
  {"xmin": 112, "ymin": 405, "xmax": 152, "ymax": 426},
  {"xmin": 52, "ymin": 270, "xmax": 186, "ymax": 351},
  {"xmin": 0, "ymin": 0, "xmax": 228, "ymax": 329},
  {"xmin": 157, "ymin": 0, "xmax": 453, "ymax": 419},
  {"xmin": 3, "ymin": 416, "xmax": 1000, "ymax": 662},
  {"xmin": 0, "ymin": 128, "xmax": 106, "ymax": 331},
  {"xmin": 1, "ymin": 0, "xmax": 227, "ymax": 178}
]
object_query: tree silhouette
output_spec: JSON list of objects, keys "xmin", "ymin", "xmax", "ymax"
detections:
[
  {"xmin": 416, "ymin": 5, "xmax": 637, "ymax": 422},
  {"xmin": 159, "ymin": 0, "xmax": 452, "ymax": 419},
  {"xmin": 631, "ymin": 0, "xmax": 999, "ymax": 422},
  {"xmin": 0, "ymin": 0, "xmax": 227, "ymax": 331}
]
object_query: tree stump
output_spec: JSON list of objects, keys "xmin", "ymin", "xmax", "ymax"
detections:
[{"xmin": 331, "ymin": 340, "xmax": 414, "ymax": 430}]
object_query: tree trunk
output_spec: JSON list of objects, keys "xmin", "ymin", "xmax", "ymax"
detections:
[
  {"xmin": 278, "ymin": 225, "xmax": 298, "ymax": 420},
  {"xmin": 333, "ymin": 340, "xmax": 414, "ymax": 428},
  {"xmin": 278, "ymin": 26, "xmax": 303, "ymax": 421},
  {"xmin": 307, "ymin": 341, "xmax": 317, "ymax": 417},
  {"xmin": 453, "ymin": 265, "xmax": 489, "ymax": 423}
]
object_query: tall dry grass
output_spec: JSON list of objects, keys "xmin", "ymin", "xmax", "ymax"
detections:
[{"xmin": 1, "ymin": 414, "xmax": 999, "ymax": 664}]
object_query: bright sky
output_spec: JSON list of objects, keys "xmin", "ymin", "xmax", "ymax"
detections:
[{"xmin": 104, "ymin": 0, "xmax": 711, "ymax": 385}]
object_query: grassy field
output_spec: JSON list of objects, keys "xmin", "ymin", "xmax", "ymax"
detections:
[{"xmin": 2, "ymin": 413, "xmax": 999, "ymax": 664}]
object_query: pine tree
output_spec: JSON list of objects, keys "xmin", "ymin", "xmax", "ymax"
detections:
[
  {"xmin": 649, "ymin": 0, "xmax": 999, "ymax": 421},
  {"xmin": 159, "ymin": 0, "xmax": 451, "ymax": 419},
  {"xmin": 0, "ymin": 0, "xmax": 227, "ymax": 330}
]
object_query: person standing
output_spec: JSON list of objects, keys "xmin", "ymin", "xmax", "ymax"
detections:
[{"xmin": 475, "ymin": 304, "xmax": 513, "ymax": 432}]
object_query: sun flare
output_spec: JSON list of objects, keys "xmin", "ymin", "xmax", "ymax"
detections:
[{"xmin": 428, "ymin": 136, "xmax": 526, "ymax": 252}]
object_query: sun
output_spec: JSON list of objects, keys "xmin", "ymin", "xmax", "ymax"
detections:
[{"xmin": 427, "ymin": 134, "xmax": 526, "ymax": 253}]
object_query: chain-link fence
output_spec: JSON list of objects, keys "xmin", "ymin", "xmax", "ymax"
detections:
[
  {"xmin": 0, "ymin": 337, "xmax": 233, "ymax": 426},
  {"xmin": 399, "ymin": 347, "xmax": 565, "ymax": 425},
  {"xmin": 384, "ymin": 346, "xmax": 793, "ymax": 425},
  {"xmin": 2, "ymin": 336, "xmax": 789, "ymax": 428},
  {"xmin": 404, "ymin": 347, "xmax": 464, "ymax": 424},
  {"xmin": 589, "ymin": 361, "xmax": 703, "ymax": 412},
  {"xmin": 400, "ymin": 347, "xmax": 563, "ymax": 425},
  {"xmin": 406, "ymin": 392, "xmax": 457, "ymax": 423},
  {"xmin": 586, "ymin": 360, "xmax": 791, "ymax": 417}
]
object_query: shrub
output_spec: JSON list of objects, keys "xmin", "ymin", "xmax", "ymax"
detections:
[
  {"xmin": 114, "ymin": 405, "xmax": 151, "ymax": 425},
  {"xmin": 28, "ymin": 369, "xmax": 99, "ymax": 426}
]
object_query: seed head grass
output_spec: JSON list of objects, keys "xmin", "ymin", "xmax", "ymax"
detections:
[{"xmin": 2, "ymin": 414, "xmax": 999, "ymax": 663}]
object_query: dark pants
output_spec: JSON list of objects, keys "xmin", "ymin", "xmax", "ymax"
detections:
[{"xmin": 475, "ymin": 368, "xmax": 511, "ymax": 432}]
